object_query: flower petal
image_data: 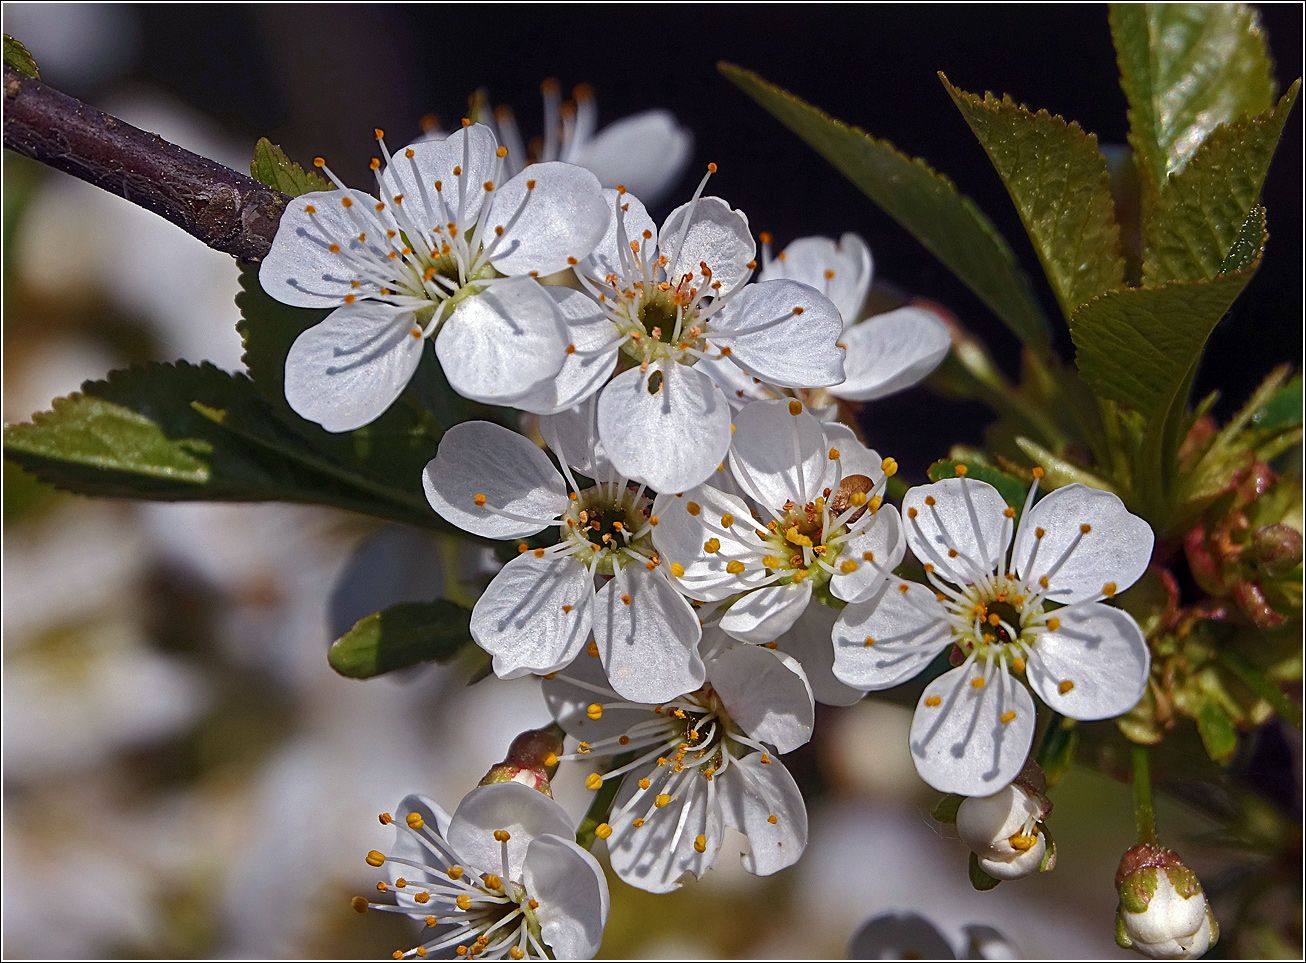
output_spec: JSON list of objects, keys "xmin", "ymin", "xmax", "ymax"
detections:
[
  {"xmin": 596, "ymin": 361, "xmax": 732, "ymax": 493},
  {"xmin": 607, "ymin": 761, "xmax": 720, "ymax": 893},
  {"xmin": 902, "ymin": 478, "xmax": 1012, "ymax": 587},
  {"xmin": 594, "ymin": 565, "xmax": 704, "ymax": 703},
  {"xmin": 660, "ymin": 196, "xmax": 755, "ymax": 292},
  {"xmin": 710, "ymin": 279, "xmax": 845, "ymax": 388},
  {"xmin": 540, "ymin": 648, "xmax": 646, "ymax": 743},
  {"xmin": 829, "ymin": 506, "xmax": 906, "ymax": 603},
  {"xmin": 1026, "ymin": 602, "xmax": 1150, "ymax": 719},
  {"xmin": 392, "ymin": 793, "xmax": 454, "ymax": 870},
  {"xmin": 651, "ymin": 486, "xmax": 771, "ymax": 601},
  {"xmin": 829, "ymin": 306, "xmax": 951, "ymax": 402},
  {"xmin": 470, "ymin": 553, "xmax": 593, "ymax": 677},
  {"xmin": 522, "ymin": 834, "xmax": 609, "ymax": 960},
  {"xmin": 382, "ymin": 124, "xmax": 499, "ymax": 230},
  {"xmin": 580, "ymin": 188, "xmax": 659, "ymax": 282},
  {"xmin": 538, "ymin": 395, "xmax": 616, "ymax": 479},
  {"xmin": 832, "ymin": 579, "xmax": 952, "ymax": 690},
  {"xmin": 514, "ymin": 287, "xmax": 620, "ymax": 415},
  {"xmin": 848, "ymin": 913, "xmax": 958, "ymax": 960},
  {"xmin": 774, "ymin": 603, "xmax": 864, "ymax": 706},
  {"xmin": 422, "ymin": 421, "xmax": 568, "ymax": 539},
  {"xmin": 909, "ymin": 662, "xmax": 1036, "ymax": 796},
  {"xmin": 729, "ymin": 398, "xmax": 832, "ymax": 508},
  {"xmin": 821, "ymin": 423, "xmax": 885, "ymax": 485},
  {"xmin": 1013, "ymin": 483, "xmax": 1154, "ymax": 604},
  {"xmin": 284, "ymin": 301, "xmax": 424, "ymax": 432},
  {"xmin": 447, "ymin": 782, "xmax": 576, "ymax": 882},
  {"xmin": 717, "ymin": 752, "xmax": 808, "ymax": 876},
  {"xmin": 572, "ymin": 111, "xmax": 694, "ymax": 206},
  {"xmin": 710, "ymin": 644, "xmax": 814, "ymax": 752},
  {"xmin": 717, "ymin": 580, "xmax": 813, "ymax": 644},
  {"xmin": 487, "ymin": 162, "xmax": 609, "ymax": 277},
  {"xmin": 435, "ymin": 276, "xmax": 567, "ymax": 404},
  {"xmin": 758, "ymin": 233, "xmax": 873, "ymax": 325}
]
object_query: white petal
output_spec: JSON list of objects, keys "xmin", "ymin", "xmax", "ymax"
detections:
[
  {"xmin": 829, "ymin": 306, "xmax": 951, "ymax": 402},
  {"xmin": 832, "ymin": 580, "xmax": 952, "ymax": 690},
  {"xmin": 909, "ymin": 663, "xmax": 1036, "ymax": 796},
  {"xmin": 1013, "ymin": 484, "xmax": 1154, "ymax": 604},
  {"xmin": 514, "ymin": 287, "xmax": 620, "ymax": 415},
  {"xmin": 848, "ymin": 912, "xmax": 958, "ymax": 961},
  {"xmin": 538, "ymin": 395, "xmax": 615, "ymax": 479},
  {"xmin": 391, "ymin": 794, "xmax": 454, "ymax": 882},
  {"xmin": 695, "ymin": 353, "xmax": 775, "ymax": 409},
  {"xmin": 540, "ymin": 650, "xmax": 646, "ymax": 743},
  {"xmin": 651, "ymin": 486, "xmax": 770, "ymax": 601},
  {"xmin": 607, "ymin": 763, "xmax": 720, "ymax": 893},
  {"xmin": 580, "ymin": 188, "xmax": 659, "ymax": 282},
  {"xmin": 422, "ymin": 421, "xmax": 567, "ymax": 538},
  {"xmin": 573, "ymin": 111, "xmax": 694, "ymax": 206},
  {"xmin": 383, "ymin": 125, "xmax": 499, "ymax": 230},
  {"xmin": 596, "ymin": 362, "xmax": 732, "ymax": 493},
  {"xmin": 758, "ymin": 233, "xmax": 873, "ymax": 325},
  {"xmin": 717, "ymin": 753, "xmax": 808, "ymax": 876},
  {"xmin": 660, "ymin": 196, "xmax": 755, "ymax": 292},
  {"xmin": 594, "ymin": 566, "xmax": 704, "ymax": 703},
  {"xmin": 487, "ymin": 162, "xmax": 609, "ymax": 277},
  {"xmin": 470, "ymin": 553, "xmax": 593, "ymax": 677},
  {"xmin": 729, "ymin": 398, "xmax": 832, "ymax": 508},
  {"xmin": 821, "ymin": 422, "xmax": 886, "ymax": 485},
  {"xmin": 829, "ymin": 506, "xmax": 906, "ymax": 603},
  {"xmin": 718, "ymin": 580, "xmax": 813, "ymax": 644},
  {"xmin": 435, "ymin": 276, "xmax": 567, "ymax": 404},
  {"xmin": 260, "ymin": 190, "xmax": 395, "ymax": 308},
  {"xmin": 710, "ymin": 279, "xmax": 845, "ymax": 388},
  {"xmin": 447, "ymin": 782, "xmax": 576, "ymax": 882},
  {"xmin": 283, "ymin": 301, "xmax": 424, "ymax": 432},
  {"xmin": 902, "ymin": 478, "xmax": 1012, "ymax": 587},
  {"xmin": 523, "ymin": 834, "xmax": 609, "ymax": 960},
  {"xmin": 1026, "ymin": 602, "xmax": 1151, "ymax": 719},
  {"xmin": 774, "ymin": 603, "xmax": 864, "ymax": 707},
  {"xmin": 709, "ymin": 644, "xmax": 814, "ymax": 752}
]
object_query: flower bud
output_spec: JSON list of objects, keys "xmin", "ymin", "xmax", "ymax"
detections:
[
  {"xmin": 956, "ymin": 779, "xmax": 1051, "ymax": 881},
  {"xmin": 1114, "ymin": 844, "xmax": 1218, "ymax": 959},
  {"xmin": 478, "ymin": 727, "xmax": 563, "ymax": 797}
]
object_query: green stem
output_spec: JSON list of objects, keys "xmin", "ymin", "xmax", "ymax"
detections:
[
  {"xmin": 574, "ymin": 751, "xmax": 634, "ymax": 850},
  {"xmin": 1131, "ymin": 743, "xmax": 1159, "ymax": 846}
]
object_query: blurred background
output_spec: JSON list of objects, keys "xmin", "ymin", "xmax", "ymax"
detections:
[{"xmin": 3, "ymin": 4, "xmax": 1301, "ymax": 958}]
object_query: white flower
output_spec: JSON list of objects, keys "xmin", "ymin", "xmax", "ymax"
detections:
[
  {"xmin": 542, "ymin": 637, "xmax": 812, "ymax": 893},
  {"xmin": 422, "ymin": 406, "xmax": 703, "ymax": 703},
  {"xmin": 513, "ymin": 181, "xmax": 846, "ymax": 493},
  {"xmin": 358, "ymin": 782, "xmax": 609, "ymax": 960},
  {"xmin": 259, "ymin": 123, "xmax": 609, "ymax": 430},
  {"xmin": 848, "ymin": 913, "xmax": 1019, "ymax": 960},
  {"xmin": 832, "ymin": 471, "xmax": 1154, "ymax": 795},
  {"xmin": 652, "ymin": 398, "xmax": 905, "ymax": 643},
  {"xmin": 956, "ymin": 782, "xmax": 1050, "ymax": 881},
  {"xmin": 1115, "ymin": 846, "xmax": 1218, "ymax": 959}
]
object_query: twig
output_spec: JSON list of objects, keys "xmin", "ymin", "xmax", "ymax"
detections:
[{"xmin": 3, "ymin": 64, "xmax": 287, "ymax": 261}]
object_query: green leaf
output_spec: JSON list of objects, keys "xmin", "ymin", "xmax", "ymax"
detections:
[
  {"xmin": 1251, "ymin": 374, "xmax": 1303, "ymax": 433},
  {"xmin": 720, "ymin": 62, "xmax": 1050, "ymax": 350},
  {"xmin": 1111, "ymin": 2, "xmax": 1277, "ymax": 190},
  {"xmin": 327, "ymin": 599, "xmax": 473, "ymax": 679},
  {"xmin": 3, "ymin": 34, "xmax": 39, "ymax": 78},
  {"xmin": 931, "ymin": 793, "xmax": 964, "ymax": 824},
  {"xmin": 968, "ymin": 851, "xmax": 1001, "ymax": 891},
  {"xmin": 927, "ymin": 457, "xmax": 1028, "ymax": 515},
  {"xmin": 249, "ymin": 138, "xmax": 331, "ymax": 196},
  {"xmin": 1145, "ymin": 82, "xmax": 1300, "ymax": 284},
  {"xmin": 940, "ymin": 76, "xmax": 1125, "ymax": 319},
  {"xmin": 1195, "ymin": 698, "xmax": 1239, "ymax": 763},
  {"xmin": 1217, "ymin": 649, "xmax": 1303, "ymax": 730}
]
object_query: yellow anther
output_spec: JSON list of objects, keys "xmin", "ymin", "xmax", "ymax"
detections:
[
  {"xmin": 448, "ymin": 866, "xmax": 465, "ymax": 880},
  {"xmin": 897, "ymin": 583, "xmax": 909, "ymax": 593},
  {"xmin": 425, "ymin": 916, "xmax": 436, "ymax": 927},
  {"xmin": 671, "ymin": 563, "xmax": 685, "ymax": 577},
  {"xmin": 543, "ymin": 752, "xmax": 558, "ymax": 767},
  {"xmin": 851, "ymin": 492, "xmax": 868, "ymax": 507},
  {"xmin": 377, "ymin": 881, "xmax": 389, "ymax": 892},
  {"xmin": 704, "ymin": 537, "xmax": 721, "ymax": 553},
  {"xmin": 393, "ymin": 952, "xmax": 404, "ymax": 960},
  {"xmin": 586, "ymin": 773, "xmax": 603, "ymax": 790},
  {"xmin": 863, "ymin": 637, "xmax": 875, "ymax": 647},
  {"xmin": 587, "ymin": 641, "xmax": 600, "ymax": 657},
  {"xmin": 762, "ymin": 555, "xmax": 782, "ymax": 568},
  {"xmin": 788, "ymin": 400, "xmax": 803, "ymax": 416},
  {"xmin": 1046, "ymin": 617, "xmax": 1061, "ymax": 631},
  {"xmin": 828, "ymin": 447, "xmax": 841, "ymax": 460},
  {"xmin": 379, "ymin": 812, "xmax": 393, "ymax": 825},
  {"xmin": 721, "ymin": 512, "xmax": 734, "ymax": 527},
  {"xmin": 578, "ymin": 741, "xmax": 591, "ymax": 753},
  {"xmin": 561, "ymin": 605, "xmax": 573, "ymax": 614},
  {"xmin": 621, "ymin": 594, "xmax": 632, "ymax": 605},
  {"xmin": 313, "ymin": 156, "xmax": 326, "ymax": 167},
  {"xmin": 649, "ymin": 515, "xmax": 660, "ymax": 526},
  {"xmin": 414, "ymin": 892, "xmax": 430, "ymax": 904},
  {"xmin": 406, "ymin": 812, "xmax": 424, "ymax": 829},
  {"xmin": 632, "ymin": 818, "xmax": 645, "ymax": 828},
  {"xmin": 1039, "ymin": 576, "xmax": 1050, "ymax": 588},
  {"xmin": 694, "ymin": 834, "xmax": 708, "ymax": 853},
  {"xmin": 955, "ymin": 464, "xmax": 968, "ymax": 477},
  {"xmin": 907, "ymin": 507, "xmax": 918, "ymax": 519},
  {"xmin": 1059, "ymin": 679, "xmax": 1075, "ymax": 694},
  {"xmin": 496, "ymin": 145, "xmax": 509, "ymax": 158},
  {"xmin": 1080, "ymin": 523, "xmax": 1092, "ymax": 534},
  {"xmin": 726, "ymin": 560, "xmax": 746, "ymax": 575},
  {"xmin": 1103, "ymin": 582, "xmax": 1117, "ymax": 596},
  {"xmin": 792, "ymin": 306, "xmax": 804, "ymax": 315},
  {"xmin": 925, "ymin": 495, "xmax": 936, "ymax": 507},
  {"xmin": 352, "ymin": 896, "xmax": 369, "ymax": 913},
  {"xmin": 862, "ymin": 551, "xmax": 876, "ymax": 563},
  {"xmin": 988, "ymin": 613, "xmax": 1001, "ymax": 626},
  {"xmin": 1000, "ymin": 710, "xmax": 1017, "ymax": 724},
  {"xmin": 1032, "ymin": 467, "xmax": 1045, "ymax": 478},
  {"xmin": 395, "ymin": 878, "xmax": 407, "ymax": 888},
  {"xmin": 473, "ymin": 493, "xmax": 487, "ymax": 506},
  {"xmin": 948, "ymin": 549, "xmax": 959, "ymax": 558},
  {"xmin": 686, "ymin": 501, "xmax": 701, "ymax": 516},
  {"xmin": 328, "ymin": 243, "xmax": 341, "ymax": 253},
  {"xmin": 510, "ymin": 948, "xmax": 525, "ymax": 961},
  {"xmin": 534, "ymin": 548, "xmax": 545, "ymax": 558},
  {"xmin": 655, "ymin": 794, "xmax": 671, "ymax": 808},
  {"xmin": 1009, "ymin": 832, "xmax": 1038, "ymax": 851},
  {"xmin": 483, "ymin": 873, "xmax": 501, "ymax": 890},
  {"xmin": 840, "ymin": 560, "xmax": 858, "ymax": 574},
  {"xmin": 456, "ymin": 895, "xmax": 472, "ymax": 911},
  {"xmin": 528, "ymin": 899, "xmax": 539, "ymax": 909},
  {"xmin": 587, "ymin": 703, "xmax": 604, "ymax": 720},
  {"xmin": 493, "ymin": 830, "xmax": 511, "ymax": 842},
  {"xmin": 341, "ymin": 197, "xmax": 353, "ymax": 208},
  {"xmin": 971, "ymin": 677, "xmax": 986, "ymax": 689},
  {"xmin": 881, "ymin": 457, "xmax": 899, "ymax": 476},
  {"xmin": 1012, "ymin": 656, "xmax": 1027, "ymax": 673},
  {"xmin": 595, "ymin": 823, "xmax": 613, "ymax": 840},
  {"xmin": 926, "ymin": 695, "xmax": 942, "ymax": 707},
  {"xmin": 366, "ymin": 851, "xmax": 386, "ymax": 867},
  {"xmin": 1004, "ymin": 507, "xmax": 1016, "ymax": 518}
]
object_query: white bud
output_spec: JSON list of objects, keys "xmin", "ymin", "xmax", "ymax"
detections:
[
  {"xmin": 956, "ymin": 783, "xmax": 1046, "ymax": 880},
  {"xmin": 1116, "ymin": 859, "xmax": 1217, "ymax": 959}
]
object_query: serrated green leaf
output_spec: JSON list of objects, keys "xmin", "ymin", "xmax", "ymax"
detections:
[
  {"xmin": 249, "ymin": 138, "xmax": 331, "ymax": 196},
  {"xmin": 968, "ymin": 851, "xmax": 1001, "ymax": 891},
  {"xmin": 927, "ymin": 458, "xmax": 1028, "ymax": 514},
  {"xmin": 721, "ymin": 62, "xmax": 1050, "ymax": 350},
  {"xmin": 1111, "ymin": 3, "xmax": 1277, "ymax": 191},
  {"xmin": 941, "ymin": 76, "xmax": 1125, "ymax": 319},
  {"xmin": 328, "ymin": 599, "xmax": 473, "ymax": 679},
  {"xmin": 1195, "ymin": 698, "xmax": 1239, "ymax": 762},
  {"xmin": 1146, "ymin": 82, "xmax": 1299, "ymax": 283},
  {"xmin": 931, "ymin": 793, "xmax": 964, "ymax": 824},
  {"xmin": 3, "ymin": 34, "xmax": 39, "ymax": 78}
]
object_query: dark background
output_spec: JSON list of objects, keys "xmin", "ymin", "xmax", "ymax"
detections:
[{"xmin": 80, "ymin": 5, "xmax": 1306, "ymax": 472}]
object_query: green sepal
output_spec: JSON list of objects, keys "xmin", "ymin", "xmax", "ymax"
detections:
[
  {"xmin": 931, "ymin": 793, "xmax": 964, "ymax": 824},
  {"xmin": 1195, "ymin": 698, "xmax": 1240, "ymax": 763},
  {"xmin": 1115, "ymin": 908, "xmax": 1135, "ymax": 949},
  {"xmin": 967, "ymin": 851, "xmax": 1002, "ymax": 891},
  {"xmin": 327, "ymin": 599, "xmax": 473, "ymax": 679},
  {"xmin": 1119, "ymin": 866, "xmax": 1160, "ymax": 913},
  {"xmin": 1037, "ymin": 716, "xmax": 1079, "ymax": 791},
  {"xmin": 927, "ymin": 457, "xmax": 1028, "ymax": 514},
  {"xmin": 1038, "ymin": 824, "xmax": 1058, "ymax": 872},
  {"xmin": 720, "ymin": 62, "xmax": 1050, "ymax": 351},
  {"xmin": 3, "ymin": 34, "xmax": 39, "ymax": 78},
  {"xmin": 249, "ymin": 138, "xmax": 332, "ymax": 196}
]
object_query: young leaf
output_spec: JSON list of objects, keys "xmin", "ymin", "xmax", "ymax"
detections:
[
  {"xmin": 1195, "ymin": 698, "xmax": 1239, "ymax": 763},
  {"xmin": 720, "ymin": 62, "xmax": 1050, "ymax": 351},
  {"xmin": 927, "ymin": 457, "xmax": 1028, "ymax": 514},
  {"xmin": 249, "ymin": 138, "xmax": 331, "ymax": 196},
  {"xmin": 1145, "ymin": 81, "xmax": 1300, "ymax": 284},
  {"xmin": 1110, "ymin": 3, "xmax": 1277, "ymax": 190},
  {"xmin": 941, "ymin": 76, "xmax": 1125, "ymax": 320},
  {"xmin": 1251, "ymin": 374, "xmax": 1303, "ymax": 434},
  {"xmin": 328, "ymin": 599, "xmax": 473, "ymax": 679},
  {"xmin": 3, "ymin": 34, "xmax": 39, "ymax": 78}
]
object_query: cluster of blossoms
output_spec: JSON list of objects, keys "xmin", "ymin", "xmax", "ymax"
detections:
[{"xmin": 260, "ymin": 113, "xmax": 1177, "ymax": 959}]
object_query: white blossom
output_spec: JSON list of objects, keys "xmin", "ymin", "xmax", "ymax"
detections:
[
  {"xmin": 956, "ymin": 782, "xmax": 1050, "ymax": 881},
  {"xmin": 832, "ymin": 471, "xmax": 1154, "ymax": 796},
  {"xmin": 1115, "ymin": 846, "xmax": 1218, "ymax": 959}
]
